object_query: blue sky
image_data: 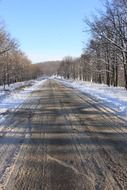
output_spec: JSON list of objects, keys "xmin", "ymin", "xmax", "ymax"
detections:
[{"xmin": 0, "ymin": 0, "xmax": 103, "ymax": 63}]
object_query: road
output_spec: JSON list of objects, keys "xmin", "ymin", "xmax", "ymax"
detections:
[{"xmin": 0, "ymin": 79, "xmax": 127, "ymax": 190}]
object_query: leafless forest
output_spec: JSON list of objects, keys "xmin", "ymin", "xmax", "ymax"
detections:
[
  {"xmin": 0, "ymin": 26, "xmax": 41, "ymax": 89},
  {"xmin": 58, "ymin": 0, "xmax": 127, "ymax": 88},
  {"xmin": 0, "ymin": 0, "xmax": 127, "ymax": 89}
]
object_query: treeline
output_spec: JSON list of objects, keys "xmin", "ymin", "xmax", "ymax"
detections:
[
  {"xmin": 0, "ymin": 25, "xmax": 40, "ymax": 89},
  {"xmin": 58, "ymin": 0, "xmax": 127, "ymax": 88},
  {"xmin": 37, "ymin": 61, "xmax": 61, "ymax": 76}
]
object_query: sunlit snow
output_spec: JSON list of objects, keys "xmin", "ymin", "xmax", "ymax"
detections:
[
  {"xmin": 56, "ymin": 77, "xmax": 127, "ymax": 120},
  {"xmin": 0, "ymin": 78, "xmax": 47, "ymax": 123}
]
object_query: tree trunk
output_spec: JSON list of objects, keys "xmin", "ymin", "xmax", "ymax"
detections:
[
  {"xmin": 106, "ymin": 64, "xmax": 110, "ymax": 86},
  {"xmin": 123, "ymin": 51, "xmax": 127, "ymax": 89}
]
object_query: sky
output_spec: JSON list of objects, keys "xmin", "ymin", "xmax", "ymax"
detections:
[{"xmin": 0, "ymin": 0, "xmax": 103, "ymax": 63}]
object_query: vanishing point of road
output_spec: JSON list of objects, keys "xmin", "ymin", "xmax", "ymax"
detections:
[{"xmin": 0, "ymin": 79, "xmax": 127, "ymax": 190}]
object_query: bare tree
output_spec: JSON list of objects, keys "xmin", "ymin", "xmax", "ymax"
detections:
[
  {"xmin": 82, "ymin": 0, "xmax": 127, "ymax": 88},
  {"xmin": 0, "ymin": 25, "xmax": 40, "ymax": 89}
]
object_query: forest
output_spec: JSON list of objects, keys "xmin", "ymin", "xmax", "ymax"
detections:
[
  {"xmin": 1, "ymin": 0, "xmax": 127, "ymax": 89},
  {"xmin": 58, "ymin": 0, "xmax": 127, "ymax": 88},
  {"xmin": 0, "ymin": 25, "xmax": 40, "ymax": 89}
]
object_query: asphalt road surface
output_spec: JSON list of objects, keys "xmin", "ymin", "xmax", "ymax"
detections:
[{"xmin": 0, "ymin": 79, "xmax": 127, "ymax": 190}]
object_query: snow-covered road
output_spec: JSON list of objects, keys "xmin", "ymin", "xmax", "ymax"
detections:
[{"xmin": 0, "ymin": 79, "xmax": 127, "ymax": 189}]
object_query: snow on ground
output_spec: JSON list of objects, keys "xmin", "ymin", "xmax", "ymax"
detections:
[
  {"xmin": 0, "ymin": 78, "xmax": 47, "ymax": 123},
  {"xmin": 55, "ymin": 77, "xmax": 127, "ymax": 120},
  {"xmin": 1, "ymin": 75, "xmax": 127, "ymax": 123}
]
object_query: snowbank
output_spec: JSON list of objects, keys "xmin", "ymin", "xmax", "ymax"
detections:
[
  {"xmin": 0, "ymin": 78, "xmax": 47, "ymax": 122},
  {"xmin": 56, "ymin": 78, "xmax": 127, "ymax": 119}
]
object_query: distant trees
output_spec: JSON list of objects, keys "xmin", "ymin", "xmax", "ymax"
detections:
[
  {"xmin": 58, "ymin": 56, "xmax": 80, "ymax": 80},
  {"xmin": 0, "ymin": 25, "xmax": 39, "ymax": 89}
]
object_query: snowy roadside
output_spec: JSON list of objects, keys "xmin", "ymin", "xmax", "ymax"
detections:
[
  {"xmin": 55, "ymin": 77, "xmax": 127, "ymax": 121},
  {"xmin": 0, "ymin": 78, "xmax": 47, "ymax": 123}
]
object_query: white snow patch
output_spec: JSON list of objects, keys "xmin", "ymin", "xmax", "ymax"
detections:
[
  {"xmin": 56, "ymin": 78, "xmax": 127, "ymax": 120},
  {"xmin": 0, "ymin": 78, "xmax": 47, "ymax": 123}
]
